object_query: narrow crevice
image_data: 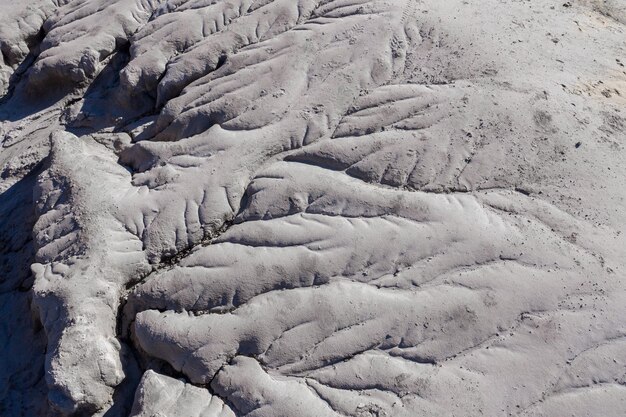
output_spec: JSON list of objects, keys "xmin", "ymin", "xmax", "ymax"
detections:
[
  {"xmin": 120, "ymin": 307, "xmax": 213, "ymax": 390},
  {"xmin": 215, "ymin": 54, "xmax": 228, "ymax": 71},
  {"xmin": 205, "ymin": 358, "xmax": 247, "ymax": 417},
  {"xmin": 158, "ymin": 219, "xmax": 234, "ymax": 267},
  {"xmin": 118, "ymin": 216, "xmax": 237, "ymax": 376},
  {"xmin": 119, "ymin": 217, "xmax": 236, "ymax": 336}
]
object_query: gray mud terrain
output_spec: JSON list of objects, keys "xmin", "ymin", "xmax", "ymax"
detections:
[{"xmin": 1, "ymin": 0, "xmax": 625, "ymax": 416}]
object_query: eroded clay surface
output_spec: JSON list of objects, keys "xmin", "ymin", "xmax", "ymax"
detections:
[{"xmin": 1, "ymin": 0, "xmax": 625, "ymax": 416}]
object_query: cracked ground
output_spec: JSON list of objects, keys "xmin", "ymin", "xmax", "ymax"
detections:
[{"xmin": 1, "ymin": 0, "xmax": 626, "ymax": 416}]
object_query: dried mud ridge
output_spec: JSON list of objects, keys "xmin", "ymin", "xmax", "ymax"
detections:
[{"xmin": 1, "ymin": 0, "xmax": 625, "ymax": 416}]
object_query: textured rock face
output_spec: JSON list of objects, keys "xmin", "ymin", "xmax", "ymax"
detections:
[{"xmin": 1, "ymin": 0, "xmax": 625, "ymax": 416}]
